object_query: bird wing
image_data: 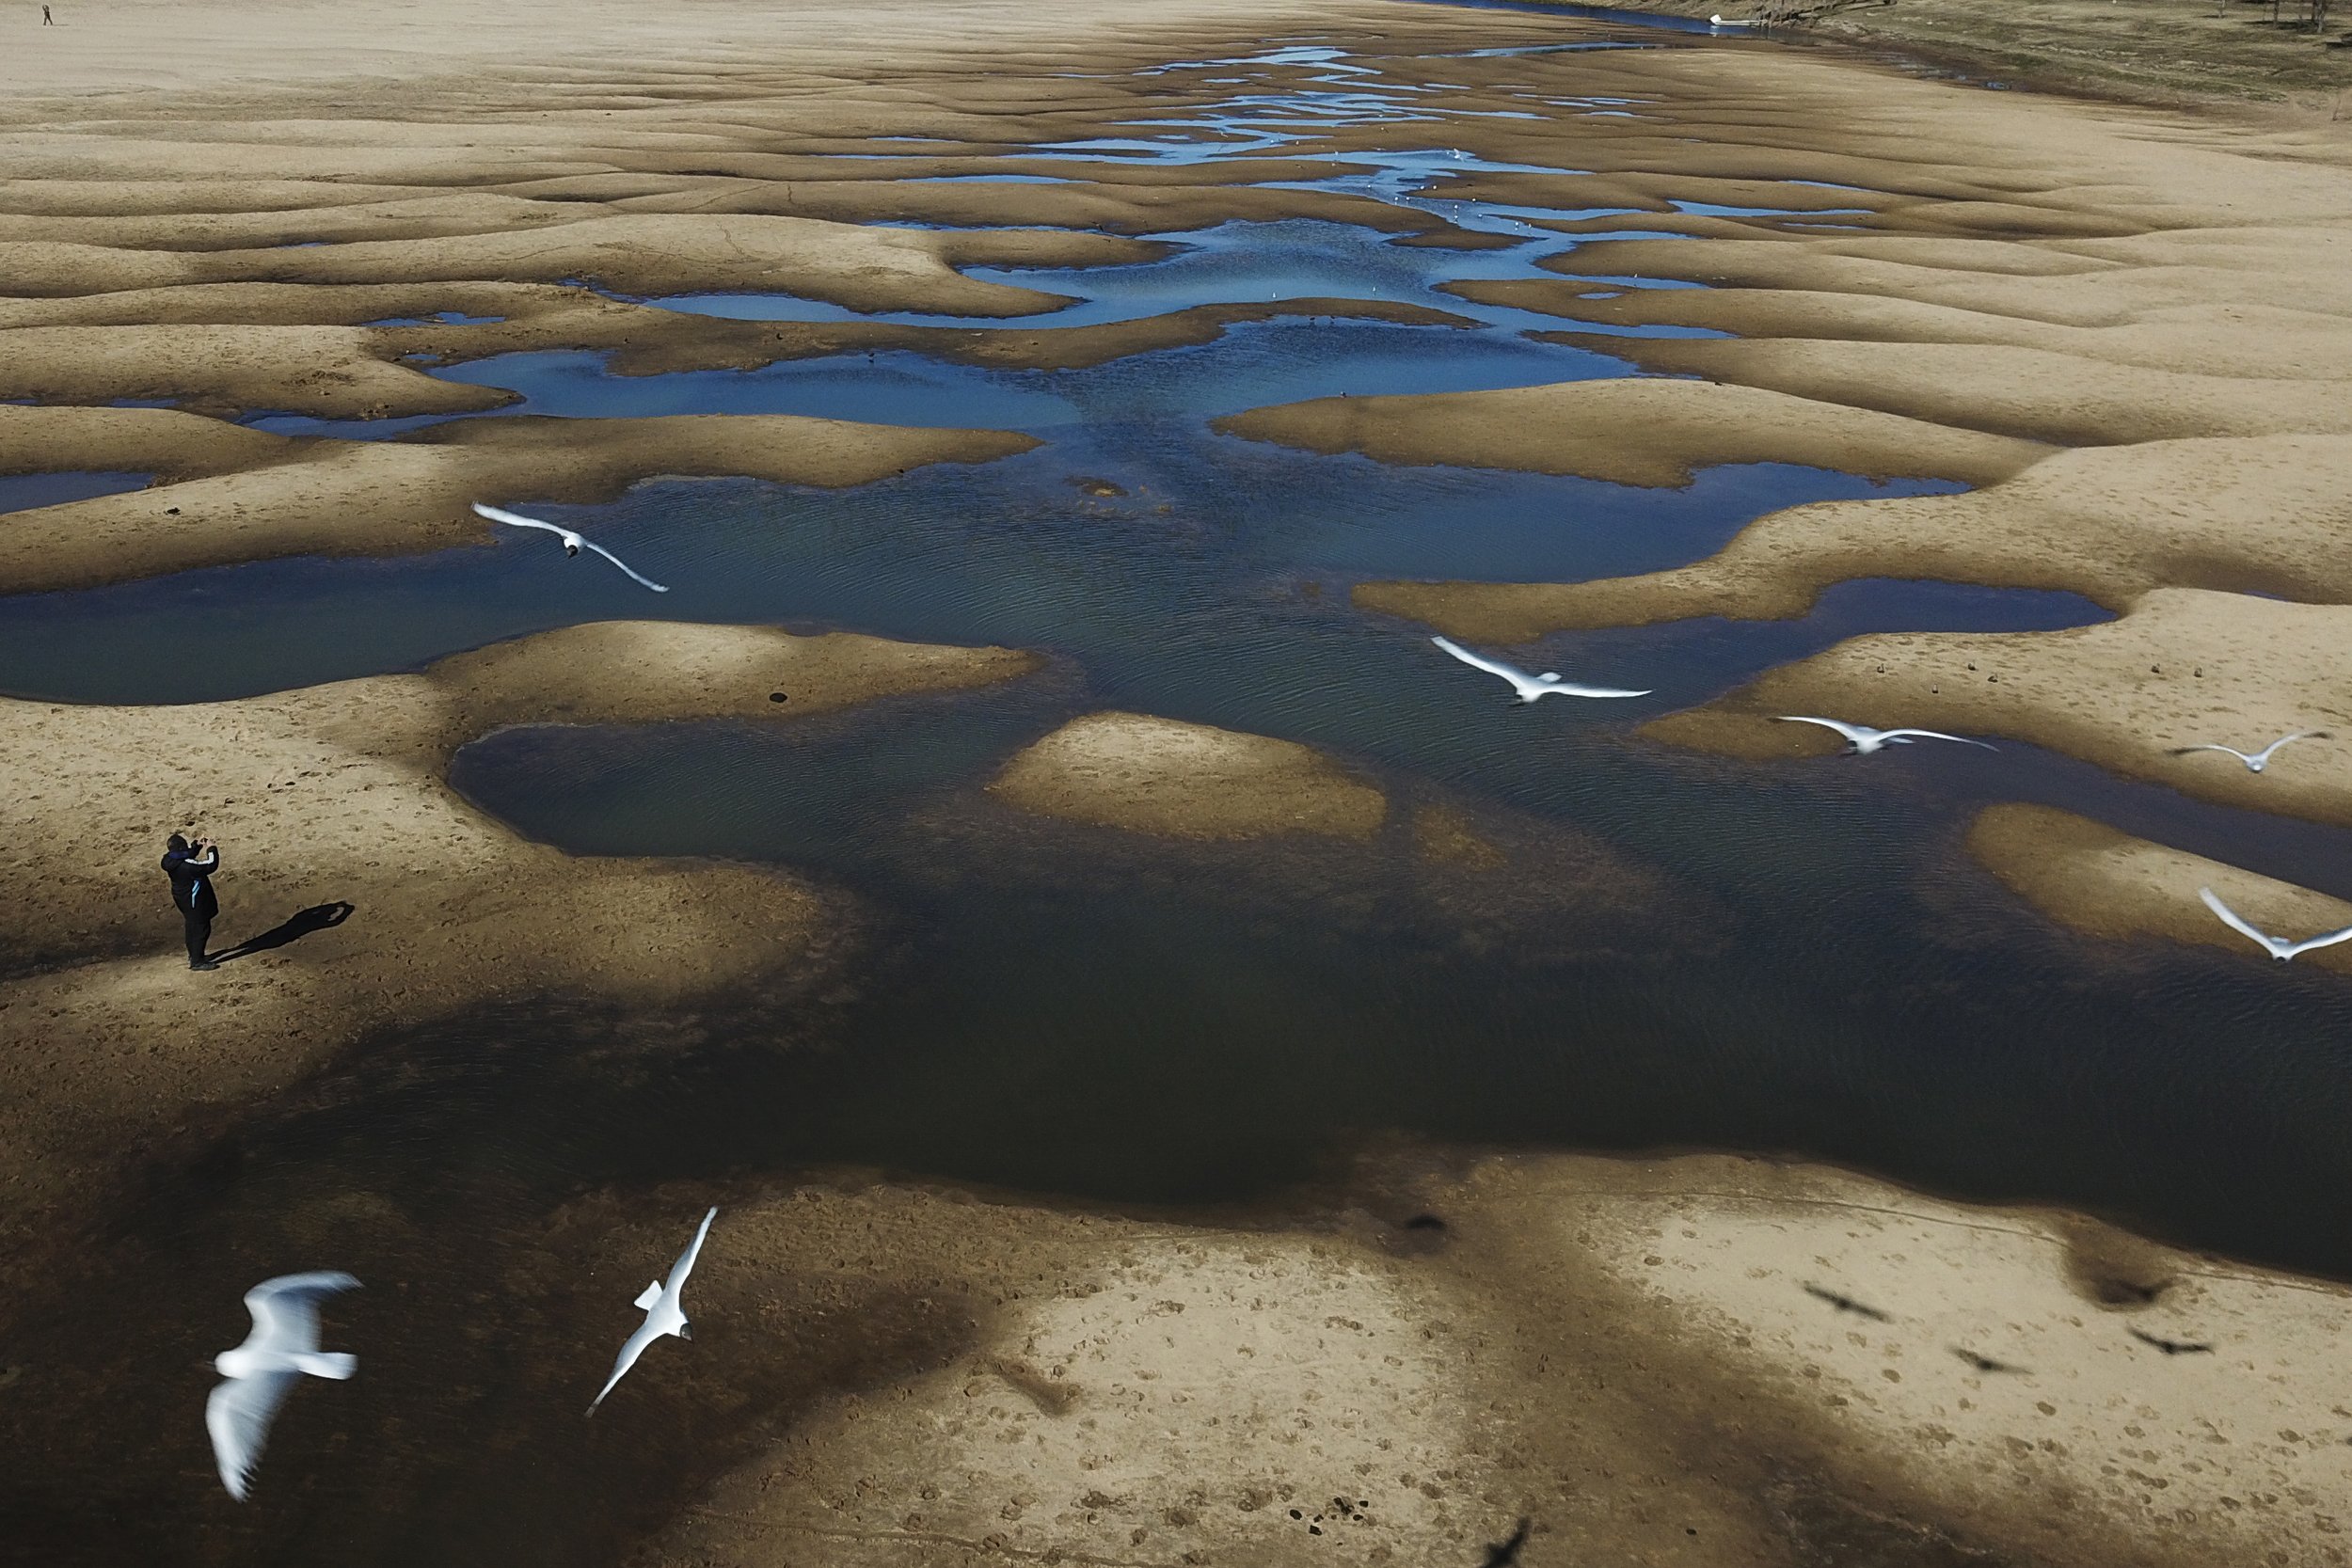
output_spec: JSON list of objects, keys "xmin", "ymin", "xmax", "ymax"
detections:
[
  {"xmin": 2284, "ymin": 924, "xmax": 2352, "ymax": 958},
  {"xmin": 2259, "ymin": 731, "xmax": 2325, "ymax": 761},
  {"xmin": 1776, "ymin": 715, "xmax": 1868, "ymax": 744},
  {"xmin": 244, "ymin": 1271, "xmax": 358, "ymax": 1354},
  {"xmin": 588, "ymin": 1320, "xmax": 660, "ymax": 1415},
  {"xmin": 2169, "ymin": 743, "xmax": 2249, "ymax": 762},
  {"xmin": 1879, "ymin": 729, "xmax": 1994, "ymax": 750},
  {"xmin": 578, "ymin": 537, "xmax": 671, "ymax": 594},
  {"xmin": 2199, "ymin": 887, "xmax": 2277, "ymax": 951},
  {"xmin": 665, "ymin": 1207, "xmax": 718, "ymax": 1296},
  {"xmin": 207, "ymin": 1370, "xmax": 298, "ymax": 1500},
  {"xmin": 472, "ymin": 502, "xmax": 568, "ymax": 537},
  {"xmin": 1431, "ymin": 636, "xmax": 1527, "ymax": 686},
  {"xmin": 1541, "ymin": 681, "xmax": 1651, "ymax": 700}
]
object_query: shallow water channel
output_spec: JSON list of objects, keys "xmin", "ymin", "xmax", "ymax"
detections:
[{"xmin": 7, "ymin": 14, "xmax": 2352, "ymax": 1565}]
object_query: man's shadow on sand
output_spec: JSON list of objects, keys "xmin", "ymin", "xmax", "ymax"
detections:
[{"xmin": 211, "ymin": 901, "xmax": 355, "ymax": 965}]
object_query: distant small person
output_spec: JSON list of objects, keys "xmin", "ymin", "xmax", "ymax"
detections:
[
  {"xmin": 41, "ymin": 5, "xmax": 55, "ymax": 24},
  {"xmin": 164, "ymin": 832, "xmax": 222, "ymax": 971}
]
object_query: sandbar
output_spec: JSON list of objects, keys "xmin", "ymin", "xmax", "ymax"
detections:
[
  {"xmin": 989, "ymin": 711, "xmax": 1389, "ymax": 840},
  {"xmin": 1971, "ymin": 801, "xmax": 2352, "ymax": 972},
  {"xmin": 1217, "ymin": 376, "xmax": 2046, "ymax": 489},
  {"xmin": 1641, "ymin": 588, "xmax": 2352, "ymax": 827}
]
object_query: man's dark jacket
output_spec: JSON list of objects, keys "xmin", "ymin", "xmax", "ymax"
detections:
[{"xmin": 163, "ymin": 845, "xmax": 220, "ymax": 918}]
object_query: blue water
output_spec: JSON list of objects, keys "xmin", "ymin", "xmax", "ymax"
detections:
[
  {"xmin": 652, "ymin": 214, "xmax": 1723, "ymax": 331},
  {"xmin": 0, "ymin": 469, "xmax": 151, "ymax": 515}
]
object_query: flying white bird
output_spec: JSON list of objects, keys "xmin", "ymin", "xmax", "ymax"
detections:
[
  {"xmin": 472, "ymin": 502, "xmax": 669, "ymax": 592},
  {"xmin": 1709, "ymin": 13, "xmax": 1762, "ymax": 24},
  {"xmin": 588, "ymin": 1207, "xmax": 717, "ymax": 1416},
  {"xmin": 2169, "ymin": 731, "xmax": 2328, "ymax": 773},
  {"xmin": 2198, "ymin": 887, "xmax": 2352, "ymax": 962},
  {"xmin": 206, "ymin": 1272, "xmax": 360, "ymax": 1501},
  {"xmin": 1429, "ymin": 635, "xmax": 1650, "ymax": 703},
  {"xmin": 1776, "ymin": 716, "xmax": 1994, "ymax": 754}
]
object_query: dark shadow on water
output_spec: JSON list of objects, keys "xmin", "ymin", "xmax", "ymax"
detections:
[
  {"xmin": 0, "ymin": 470, "xmax": 151, "ymax": 516},
  {"xmin": 213, "ymin": 901, "xmax": 355, "ymax": 964}
]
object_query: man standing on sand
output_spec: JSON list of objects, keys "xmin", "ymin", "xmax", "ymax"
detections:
[
  {"xmin": 163, "ymin": 832, "xmax": 222, "ymax": 971},
  {"xmin": 41, "ymin": 5, "xmax": 55, "ymax": 24}
]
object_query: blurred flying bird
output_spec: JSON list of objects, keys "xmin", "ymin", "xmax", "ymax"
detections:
[
  {"xmin": 2198, "ymin": 887, "xmax": 2352, "ymax": 962},
  {"xmin": 2169, "ymin": 731, "xmax": 2328, "ymax": 772},
  {"xmin": 207, "ymin": 1272, "xmax": 360, "ymax": 1501},
  {"xmin": 1951, "ymin": 1346, "xmax": 2027, "ymax": 1374},
  {"xmin": 2127, "ymin": 1327, "xmax": 2213, "ymax": 1356},
  {"xmin": 1776, "ymin": 716, "xmax": 1994, "ymax": 755},
  {"xmin": 1430, "ymin": 636, "xmax": 1649, "ymax": 704},
  {"xmin": 473, "ymin": 502, "xmax": 670, "ymax": 592},
  {"xmin": 589, "ymin": 1207, "xmax": 717, "ymax": 1415}
]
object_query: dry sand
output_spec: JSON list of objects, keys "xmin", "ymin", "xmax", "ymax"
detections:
[
  {"xmin": 0, "ymin": 621, "xmax": 1037, "ymax": 1246},
  {"xmin": 1639, "ymin": 588, "xmax": 2352, "ymax": 825},
  {"xmin": 1216, "ymin": 377, "xmax": 2047, "ymax": 490},
  {"xmin": 618, "ymin": 1149, "xmax": 2349, "ymax": 1568},
  {"xmin": 1, "ymin": 409, "xmax": 1034, "ymax": 592},
  {"xmin": 989, "ymin": 712, "xmax": 1391, "ymax": 841}
]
